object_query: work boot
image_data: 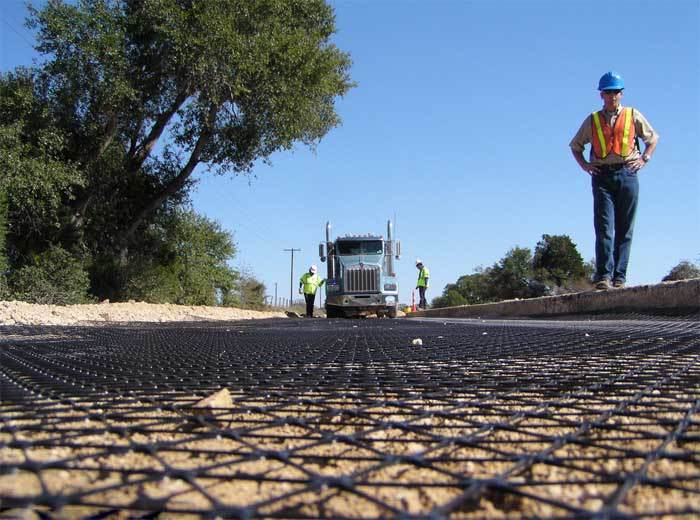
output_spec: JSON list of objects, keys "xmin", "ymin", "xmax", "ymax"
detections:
[
  {"xmin": 595, "ymin": 279, "xmax": 611, "ymax": 290},
  {"xmin": 612, "ymin": 279, "xmax": 625, "ymax": 288}
]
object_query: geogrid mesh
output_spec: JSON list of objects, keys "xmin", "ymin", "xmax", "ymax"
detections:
[{"xmin": 0, "ymin": 316, "xmax": 699, "ymax": 518}]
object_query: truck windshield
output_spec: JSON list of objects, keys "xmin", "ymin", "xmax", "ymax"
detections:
[{"xmin": 337, "ymin": 240, "xmax": 383, "ymax": 255}]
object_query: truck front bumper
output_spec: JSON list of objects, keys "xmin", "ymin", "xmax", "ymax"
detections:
[{"xmin": 326, "ymin": 293, "xmax": 396, "ymax": 308}]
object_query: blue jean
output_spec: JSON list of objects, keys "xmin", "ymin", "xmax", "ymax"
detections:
[
  {"xmin": 592, "ymin": 167, "xmax": 639, "ymax": 283},
  {"xmin": 418, "ymin": 286, "xmax": 427, "ymax": 308}
]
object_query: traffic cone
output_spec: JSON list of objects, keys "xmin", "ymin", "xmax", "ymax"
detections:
[{"xmin": 411, "ymin": 289, "xmax": 417, "ymax": 312}]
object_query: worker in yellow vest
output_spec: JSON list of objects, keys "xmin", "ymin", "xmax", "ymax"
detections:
[
  {"xmin": 298, "ymin": 265, "xmax": 325, "ymax": 318},
  {"xmin": 570, "ymin": 71, "xmax": 658, "ymax": 290},
  {"xmin": 415, "ymin": 259, "xmax": 430, "ymax": 309}
]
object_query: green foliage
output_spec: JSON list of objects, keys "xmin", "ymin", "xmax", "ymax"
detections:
[
  {"xmin": 489, "ymin": 247, "xmax": 533, "ymax": 300},
  {"xmin": 0, "ymin": 188, "xmax": 8, "ymax": 299},
  {"xmin": 431, "ymin": 269, "xmax": 493, "ymax": 308},
  {"xmin": 122, "ymin": 263, "xmax": 182, "ymax": 304},
  {"xmin": 1, "ymin": 1, "xmax": 353, "ymax": 304},
  {"xmin": 223, "ymin": 271, "xmax": 267, "ymax": 310},
  {"xmin": 0, "ymin": 70, "xmax": 84, "ymax": 257},
  {"xmin": 8, "ymin": 246, "xmax": 92, "ymax": 304},
  {"xmin": 29, "ymin": 0, "xmax": 355, "ymax": 248},
  {"xmin": 662, "ymin": 260, "xmax": 700, "ymax": 282},
  {"xmin": 431, "ymin": 288, "xmax": 467, "ymax": 309},
  {"xmin": 533, "ymin": 234, "xmax": 586, "ymax": 286},
  {"xmin": 123, "ymin": 209, "xmax": 238, "ymax": 305},
  {"xmin": 433, "ymin": 235, "xmax": 591, "ymax": 308}
]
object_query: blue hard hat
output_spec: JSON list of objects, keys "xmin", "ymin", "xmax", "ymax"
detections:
[{"xmin": 598, "ymin": 71, "xmax": 625, "ymax": 91}]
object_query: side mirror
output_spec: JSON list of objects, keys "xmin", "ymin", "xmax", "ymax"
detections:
[
  {"xmin": 395, "ymin": 240, "xmax": 401, "ymax": 260},
  {"xmin": 319, "ymin": 243, "xmax": 326, "ymax": 262}
]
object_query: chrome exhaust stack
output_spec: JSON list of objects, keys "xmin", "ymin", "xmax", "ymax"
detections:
[
  {"xmin": 321, "ymin": 221, "xmax": 335, "ymax": 280},
  {"xmin": 386, "ymin": 220, "xmax": 395, "ymax": 276}
]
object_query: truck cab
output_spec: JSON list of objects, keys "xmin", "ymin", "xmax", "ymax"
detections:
[{"xmin": 319, "ymin": 220, "xmax": 401, "ymax": 318}]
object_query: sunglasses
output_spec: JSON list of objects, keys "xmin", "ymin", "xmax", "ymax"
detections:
[{"xmin": 603, "ymin": 89, "xmax": 623, "ymax": 95}]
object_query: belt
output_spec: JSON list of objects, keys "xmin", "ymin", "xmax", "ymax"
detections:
[{"xmin": 596, "ymin": 163, "xmax": 627, "ymax": 174}]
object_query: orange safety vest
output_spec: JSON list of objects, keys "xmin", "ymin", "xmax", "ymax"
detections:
[{"xmin": 591, "ymin": 107, "xmax": 636, "ymax": 159}]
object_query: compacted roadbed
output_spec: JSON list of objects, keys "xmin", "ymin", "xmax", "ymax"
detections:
[{"xmin": 1, "ymin": 315, "xmax": 698, "ymax": 518}]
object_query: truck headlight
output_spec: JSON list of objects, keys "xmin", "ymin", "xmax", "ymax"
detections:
[{"xmin": 383, "ymin": 283, "xmax": 397, "ymax": 291}]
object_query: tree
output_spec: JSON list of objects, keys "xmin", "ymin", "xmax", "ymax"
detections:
[
  {"xmin": 435, "ymin": 248, "xmax": 539, "ymax": 308},
  {"xmin": 488, "ymin": 247, "xmax": 533, "ymax": 300},
  {"xmin": 123, "ymin": 208, "xmax": 238, "ymax": 305},
  {"xmin": 434, "ymin": 235, "xmax": 592, "ymax": 308},
  {"xmin": 0, "ymin": 187, "xmax": 8, "ymax": 298},
  {"xmin": 29, "ymin": 0, "xmax": 355, "ymax": 258},
  {"xmin": 431, "ymin": 285, "xmax": 468, "ymax": 309},
  {"xmin": 662, "ymin": 260, "xmax": 700, "ymax": 282},
  {"xmin": 0, "ymin": 70, "xmax": 84, "ymax": 263},
  {"xmin": 533, "ymin": 234, "xmax": 586, "ymax": 287},
  {"xmin": 223, "ymin": 270, "xmax": 267, "ymax": 309}
]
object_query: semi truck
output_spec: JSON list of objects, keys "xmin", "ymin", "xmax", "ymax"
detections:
[{"xmin": 319, "ymin": 220, "xmax": 401, "ymax": 318}]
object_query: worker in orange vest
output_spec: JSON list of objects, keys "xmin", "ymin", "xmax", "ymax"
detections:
[{"xmin": 570, "ymin": 71, "xmax": 658, "ymax": 290}]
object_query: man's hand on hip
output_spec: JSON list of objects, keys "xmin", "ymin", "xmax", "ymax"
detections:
[
  {"xmin": 627, "ymin": 158, "xmax": 646, "ymax": 173},
  {"xmin": 584, "ymin": 163, "xmax": 600, "ymax": 176}
]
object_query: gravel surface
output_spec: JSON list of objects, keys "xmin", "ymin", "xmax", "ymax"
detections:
[{"xmin": 0, "ymin": 301, "xmax": 285, "ymax": 326}]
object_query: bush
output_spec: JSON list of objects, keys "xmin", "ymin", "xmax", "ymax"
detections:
[
  {"xmin": 9, "ymin": 246, "xmax": 93, "ymax": 304},
  {"xmin": 223, "ymin": 272, "xmax": 266, "ymax": 309},
  {"xmin": 662, "ymin": 260, "xmax": 700, "ymax": 282},
  {"xmin": 124, "ymin": 263, "xmax": 182, "ymax": 304},
  {"xmin": 431, "ymin": 288, "xmax": 468, "ymax": 309},
  {"xmin": 431, "ymin": 270, "xmax": 492, "ymax": 308}
]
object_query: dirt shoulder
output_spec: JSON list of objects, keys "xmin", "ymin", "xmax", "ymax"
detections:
[{"xmin": 0, "ymin": 300, "xmax": 286, "ymax": 326}]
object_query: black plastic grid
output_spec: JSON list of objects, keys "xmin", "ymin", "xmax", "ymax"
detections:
[{"xmin": 1, "ymin": 315, "xmax": 698, "ymax": 518}]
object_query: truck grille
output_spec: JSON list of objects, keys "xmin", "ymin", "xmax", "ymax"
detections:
[{"xmin": 344, "ymin": 265, "xmax": 380, "ymax": 293}]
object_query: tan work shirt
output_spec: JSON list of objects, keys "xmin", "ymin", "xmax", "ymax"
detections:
[{"xmin": 569, "ymin": 106, "xmax": 658, "ymax": 165}]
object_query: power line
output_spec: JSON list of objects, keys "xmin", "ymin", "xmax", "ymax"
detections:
[
  {"xmin": 194, "ymin": 181, "xmax": 314, "ymax": 303},
  {"xmin": 1, "ymin": 17, "xmax": 35, "ymax": 50}
]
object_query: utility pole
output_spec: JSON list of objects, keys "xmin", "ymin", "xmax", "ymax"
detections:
[
  {"xmin": 283, "ymin": 248, "xmax": 301, "ymax": 306},
  {"xmin": 274, "ymin": 282, "xmax": 278, "ymax": 307}
]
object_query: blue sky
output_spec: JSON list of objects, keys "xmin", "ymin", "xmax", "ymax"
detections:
[{"xmin": 2, "ymin": 0, "xmax": 699, "ymax": 306}]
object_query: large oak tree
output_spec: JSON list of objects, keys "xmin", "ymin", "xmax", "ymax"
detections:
[{"xmin": 29, "ymin": 0, "xmax": 354, "ymax": 256}]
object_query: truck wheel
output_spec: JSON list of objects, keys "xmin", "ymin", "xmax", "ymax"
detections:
[
  {"xmin": 387, "ymin": 306, "xmax": 398, "ymax": 319},
  {"xmin": 326, "ymin": 307, "xmax": 340, "ymax": 318}
]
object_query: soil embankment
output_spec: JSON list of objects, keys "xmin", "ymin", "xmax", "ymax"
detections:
[{"xmin": 0, "ymin": 300, "xmax": 285, "ymax": 326}]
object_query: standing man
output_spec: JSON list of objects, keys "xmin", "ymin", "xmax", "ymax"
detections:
[
  {"xmin": 570, "ymin": 71, "xmax": 658, "ymax": 290},
  {"xmin": 299, "ymin": 264, "xmax": 325, "ymax": 318},
  {"xmin": 415, "ymin": 259, "xmax": 430, "ymax": 309}
]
